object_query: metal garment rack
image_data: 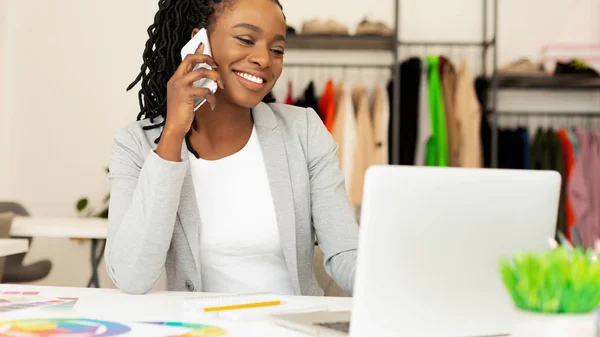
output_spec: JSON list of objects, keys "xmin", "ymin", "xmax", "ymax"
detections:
[
  {"xmin": 490, "ymin": 78, "xmax": 600, "ymax": 167},
  {"xmin": 283, "ymin": 6, "xmax": 401, "ymax": 161},
  {"xmin": 283, "ymin": 0, "xmax": 498, "ymax": 165},
  {"xmin": 395, "ymin": 0, "xmax": 498, "ymax": 165}
]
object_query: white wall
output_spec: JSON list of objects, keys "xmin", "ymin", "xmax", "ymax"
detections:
[{"xmin": 1, "ymin": 0, "xmax": 599, "ymax": 289}]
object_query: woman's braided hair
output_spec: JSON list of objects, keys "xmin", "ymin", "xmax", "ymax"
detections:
[{"xmin": 127, "ymin": 0, "xmax": 283, "ymax": 141}]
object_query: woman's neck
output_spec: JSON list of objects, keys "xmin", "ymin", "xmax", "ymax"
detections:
[{"xmin": 188, "ymin": 99, "xmax": 254, "ymax": 160}]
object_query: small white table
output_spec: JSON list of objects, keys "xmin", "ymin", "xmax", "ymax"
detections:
[
  {"xmin": 10, "ymin": 216, "xmax": 108, "ymax": 288},
  {"xmin": 10, "ymin": 217, "xmax": 108, "ymax": 239},
  {"xmin": 0, "ymin": 238, "xmax": 29, "ymax": 257}
]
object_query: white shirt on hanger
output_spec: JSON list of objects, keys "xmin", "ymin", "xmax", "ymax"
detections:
[
  {"xmin": 188, "ymin": 126, "xmax": 295, "ymax": 295},
  {"xmin": 343, "ymin": 82, "xmax": 358, "ymax": 194}
]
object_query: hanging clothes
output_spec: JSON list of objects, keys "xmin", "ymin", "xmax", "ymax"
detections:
[
  {"xmin": 475, "ymin": 76, "xmax": 492, "ymax": 168},
  {"xmin": 567, "ymin": 128, "xmax": 600, "ymax": 249},
  {"xmin": 318, "ymin": 79, "xmax": 336, "ymax": 131},
  {"xmin": 371, "ymin": 83, "xmax": 389, "ymax": 165},
  {"xmin": 396, "ymin": 58, "xmax": 421, "ymax": 165},
  {"xmin": 440, "ymin": 56, "xmax": 459, "ymax": 166},
  {"xmin": 425, "ymin": 55, "xmax": 449, "ymax": 167},
  {"xmin": 454, "ymin": 59, "xmax": 482, "ymax": 168},
  {"xmin": 557, "ymin": 128, "xmax": 577, "ymax": 241},
  {"xmin": 285, "ymin": 81, "xmax": 294, "ymax": 105},
  {"xmin": 530, "ymin": 128, "xmax": 566, "ymax": 239},
  {"xmin": 568, "ymin": 128, "xmax": 580, "ymax": 158},
  {"xmin": 497, "ymin": 127, "xmax": 526, "ymax": 169},
  {"xmin": 331, "ymin": 81, "xmax": 357, "ymax": 195},
  {"xmin": 414, "ymin": 59, "xmax": 431, "ymax": 166},
  {"xmin": 294, "ymin": 81, "xmax": 320, "ymax": 118},
  {"xmin": 522, "ymin": 129, "xmax": 530, "ymax": 169},
  {"xmin": 350, "ymin": 81, "xmax": 375, "ymax": 206}
]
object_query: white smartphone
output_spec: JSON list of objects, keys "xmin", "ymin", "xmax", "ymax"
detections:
[{"xmin": 180, "ymin": 28, "xmax": 218, "ymax": 111}]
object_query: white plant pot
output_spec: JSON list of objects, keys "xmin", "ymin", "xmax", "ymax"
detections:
[{"xmin": 511, "ymin": 309, "xmax": 597, "ymax": 337}]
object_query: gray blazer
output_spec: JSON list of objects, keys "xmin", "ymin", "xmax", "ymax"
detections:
[{"xmin": 105, "ymin": 102, "xmax": 359, "ymax": 296}]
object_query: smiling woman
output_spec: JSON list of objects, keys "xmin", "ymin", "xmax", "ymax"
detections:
[{"xmin": 105, "ymin": 0, "xmax": 359, "ymax": 296}]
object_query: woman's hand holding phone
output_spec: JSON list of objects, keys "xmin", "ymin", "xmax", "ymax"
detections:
[{"xmin": 156, "ymin": 43, "xmax": 224, "ymax": 162}]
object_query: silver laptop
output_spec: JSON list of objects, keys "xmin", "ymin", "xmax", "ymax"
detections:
[{"xmin": 271, "ymin": 165, "xmax": 561, "ymax": 337}]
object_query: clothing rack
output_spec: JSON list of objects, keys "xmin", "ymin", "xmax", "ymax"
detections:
[
  {"xmin": 496, "ymin": 111, "xmax": 600, "ymax": 117},
  {"xmin": 490, "ymin": 47, "xmax": 600, "ymax": 168},
  {"xmin": 492, "ymin": 110, "xmax": 600, "ymax": 168},
  {"xmin": 393, "ymin": 0, "xmax": 497, "ymax": 165},
  {"xmin": 494, "ymin": 111, "xmax": 600, "ymax": 133},
  {"xmin": 284, "ymin": 0, "xmax": 499, "ymax": 165}
]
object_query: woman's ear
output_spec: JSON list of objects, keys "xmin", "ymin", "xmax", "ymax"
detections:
[{"xmin": 191, "ymin": 28, "xmax": 201, "ymax": 38}]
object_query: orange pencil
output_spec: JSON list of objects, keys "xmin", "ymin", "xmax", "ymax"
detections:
[{"xmin": 203, "ymin": 300, "xmax": 282, "ymax": 312}]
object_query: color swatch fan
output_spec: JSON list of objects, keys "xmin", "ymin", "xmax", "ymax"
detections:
[
  {"xmin": 0, "ymin": 318, "xmax": 131, "ymax": 337},
  {"xmin": 0, "ymin": 319, "xmax": 229, "ymax": 337}
]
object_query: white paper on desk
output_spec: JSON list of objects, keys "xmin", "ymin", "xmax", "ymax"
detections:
[{"xmin": 184, "ymin": 294, "xmax": 328, "ymax": 322}]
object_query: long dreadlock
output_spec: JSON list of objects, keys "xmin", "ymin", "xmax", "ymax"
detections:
[{"xmin": 127, "ymin": 0, "xmax": 283, "ymax": 143}]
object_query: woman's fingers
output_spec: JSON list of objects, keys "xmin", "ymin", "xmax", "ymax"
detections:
[
  {"xmin": 176, "ymin": 52, "xmax": 217, "ymax": 77},
  {"xmin": 188, "ymin": 87, "xmax": 216, "ymax": 111},
  {"xmin": 181, "ymin": 67, "xmax": 224, "ymax": 89}
]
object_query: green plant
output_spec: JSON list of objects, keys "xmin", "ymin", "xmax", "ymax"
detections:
[
  {"xmin": 499, "ymin": 245, "xmax": 600, "ymax": 314},
  {"xmin": 76, "ymin": 167, "xmax": 110, "ymax": 219}
]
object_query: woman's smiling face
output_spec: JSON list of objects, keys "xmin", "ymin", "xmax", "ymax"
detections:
[{"xmin": 201, "ymin": 0, "xmax": 286, "ymax": 108}]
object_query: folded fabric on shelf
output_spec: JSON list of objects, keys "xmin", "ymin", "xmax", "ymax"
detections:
[
  {"xmin": 497, "ymin": 58, "xmax": 548, "ymax": 77},
  {"xmin": 554, "ymin": 59, "xmax": 600, "ymax": 77},
  {"xmin": 355, "ymin": 19, "xmax": 394, "ymax": 36},
  {"xmin": 301, "ymin": 19, "xmax": 349, "ymax": 35}
]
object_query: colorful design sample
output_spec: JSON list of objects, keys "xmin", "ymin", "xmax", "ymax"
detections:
[
  {"xmin": 144, "ymin": 322, "xmax": 228, "ymax": 337},
  {"xmin": 0, "ymin": 295, "xmax": 78, "ymax": 313},
  {"xmin": 39, "ymin": 298, "xmax": 79, "ymax": 313},
  {"xmin": 0, "ymin": 319, "xmax": 131, "ymax": 337},
  {"xmin": 0, "ymin": 291, "xmax": 39, "ymax": 296}
]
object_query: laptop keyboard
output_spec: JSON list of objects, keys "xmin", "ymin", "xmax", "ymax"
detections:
[{"xmin": 315, "ymin": 321, "xmax": 351, "ymax": 333}]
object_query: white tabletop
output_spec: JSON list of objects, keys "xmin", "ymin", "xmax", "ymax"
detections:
[
  {"xmin": 9, "ymin": 216, "xmax": 108, "ymax": 239},
  {"xmin": 0, "ymin": 284, "xmax": 353, "ymax": 336},
  {"xmin": 0, "ymin": 238, "xmax": 28, "ymax": 257}
]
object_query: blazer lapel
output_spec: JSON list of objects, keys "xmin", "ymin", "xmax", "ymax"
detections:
[{"xmin": 252, "ymin": 103, "xmax": 301, "ymax": 294}]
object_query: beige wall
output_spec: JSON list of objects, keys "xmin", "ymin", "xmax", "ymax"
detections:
[
  {"xmin": 1, "ymin": 0, "xmax": 599, "ymax": 289},
  {"xmin": 1, "ymin": 0, "xmax": 12, "ymax": 200}
]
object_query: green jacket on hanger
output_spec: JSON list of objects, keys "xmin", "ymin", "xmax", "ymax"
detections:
[{"xmin": 425, "ymin": 55, "xmax": 449, "ymax": 166}]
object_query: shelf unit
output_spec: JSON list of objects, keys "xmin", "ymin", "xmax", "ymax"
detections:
[
  {"xmin": 283, "ymin": 0, "xmax": 498, "ymax": 166},
  {"xmin": 285, "ymin": 35, "xmax": 395, "ymax": 51},
  {"xmin": 496, "ymin": 75, "xmax": 600, "ymax": 90},
  {"xmin": 283, "ymin": 4, "xmax": 598, "ymax": 170}
]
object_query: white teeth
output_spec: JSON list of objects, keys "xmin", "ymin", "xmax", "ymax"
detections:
[{"xmin": 235, "ymin": 72, "xmax": 264, "ymax": 84}]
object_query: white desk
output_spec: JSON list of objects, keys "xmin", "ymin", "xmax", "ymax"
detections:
[
  {"xmin": 0, "ymin": 284, "xmax": 353, "ymax": 337},
  {"xmin": 10, "ymin": 216, "xmax": 108, "ymax": 288},
  {"xmin": 10, "ymin": 217, "xmax": 108, "ymax": 239},
  {"xmin": 0, "ymin": 239, "xmax": 28, "ymax": 257}
]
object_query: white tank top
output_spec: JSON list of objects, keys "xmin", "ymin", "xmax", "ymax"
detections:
[{"xmin": 188, "ymin": 126, "xmax": 295, "ymax": 295}]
